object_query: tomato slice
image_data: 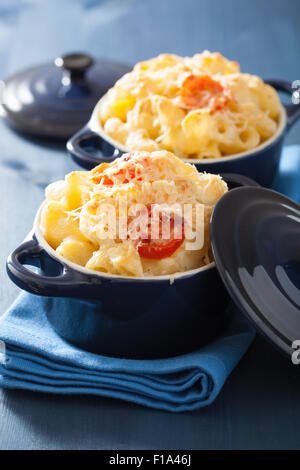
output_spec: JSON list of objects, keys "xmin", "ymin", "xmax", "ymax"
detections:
[
  {"xmin": 181, "ymin": 74, "xmax": 231, "ymax": 111},
  {"xmin": 138, "ymin": 237, "xmax": 184, "ymax": 259},
  {"xmin": 135, "ymin": 208, "xmax": 185, "ymax": 259}
]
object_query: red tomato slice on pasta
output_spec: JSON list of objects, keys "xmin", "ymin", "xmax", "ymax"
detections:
[
  {"xmin": 136, "ymin": 208, "xmax": 185, "ymax": 259},
  {"xmin": 137, "ymin": 237, "xmax": 184, "ymax": 259},
  {"xmin": 181, "ymin": 74, "xmax": 231, "ymax": 111}
]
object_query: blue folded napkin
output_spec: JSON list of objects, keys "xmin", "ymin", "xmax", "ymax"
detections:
[
  {"xmin": 0, "ymin": 295, "xmax": 254, "ymax": 412},
  {"xmin": 0, "ymin": 145, "xmax": 299, "ymax": 412}
]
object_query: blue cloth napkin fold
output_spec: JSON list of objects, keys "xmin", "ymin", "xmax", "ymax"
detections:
[
  {"xmin": 0, "ymin": 295, "xmax": 254, "ymax": 412},
  {"xmin": 0, "ymin": 145, "xmax": 299, "ymax": 412}
]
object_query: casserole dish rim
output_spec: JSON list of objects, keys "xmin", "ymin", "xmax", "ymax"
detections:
[{"xmin": 90, "ymin": 98, "xmax": 287, "ymax": 164}]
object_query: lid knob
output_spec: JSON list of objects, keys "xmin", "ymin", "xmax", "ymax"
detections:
[{"xmin": 55, "ymin": 53, "xmax": 94, "ymax": 80}]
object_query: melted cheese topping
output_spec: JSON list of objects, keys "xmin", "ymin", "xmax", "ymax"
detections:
[
  {"xmin": 40, "ymin": 151, "xmax": 228, "ymax": 277},
  {"xmin": 98, "ymin": 51, "xmax": 281, "ymax": 159}
]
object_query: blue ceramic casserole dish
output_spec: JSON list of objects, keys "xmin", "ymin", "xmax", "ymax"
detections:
[
  {"xmin": 6, "ymin": 174, "xmax": 257, "ymax": 359},
  {"xmin": 67, "ymin": 80, "xmax": 300, "ymax": 187}
]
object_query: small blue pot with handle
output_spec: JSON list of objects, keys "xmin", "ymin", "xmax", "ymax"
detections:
[
  {"xmin": 6, "ymin": 173, "xmax": 259, "ymax": 359},
  {"xmin": 67, "ymin": 79, "xmax": 300, "ymax": 187}
]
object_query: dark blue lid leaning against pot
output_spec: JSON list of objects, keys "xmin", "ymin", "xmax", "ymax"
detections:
[
  {"xmin": 1, "ymin": 53, "xmax": 131, "ymax": 141},
  {"xmin": 210, "ymin": 186, "xmax": 300, "ymax": 357}
]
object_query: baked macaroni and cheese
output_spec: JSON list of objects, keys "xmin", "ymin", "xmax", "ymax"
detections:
[
  {"xmin": 98, "ymin": 51, "xmax": 281, "ymax": 159},
  {"xmin": 40, "ymin": 151, "xmax": 227, "ymax": 277}
]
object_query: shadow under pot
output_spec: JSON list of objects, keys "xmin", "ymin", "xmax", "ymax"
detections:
[{"xmin": 67, "ymin": 79, "xmax": 300, "ymax": 187}]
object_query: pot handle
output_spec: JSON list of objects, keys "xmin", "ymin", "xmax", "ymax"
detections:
[
  {"xmin": 67, "ymin": 125, "xmax": 123, "ymax": 169},
  {"xmin": 265, "ymin": 79, "xmax": 300, "ymax": 130},
  {"xmin": 220, "ymin": 173, "xmax": 260, "ymax": 189},
  {"xmin": 6, "ymin": 236, "xmax": 86, "ymax": 297}
]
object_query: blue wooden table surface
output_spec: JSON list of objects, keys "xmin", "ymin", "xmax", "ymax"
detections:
[{"xmin": 0, "ymin": 0, "xmax": 300, "ymax": 450}]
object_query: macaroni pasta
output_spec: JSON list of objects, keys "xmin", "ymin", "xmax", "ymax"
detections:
[
  {"xmin": 99, "ymin": 51, "xmax": 281, "ymax": 159},
  {"xmin": 40, "ymin": 151, "xmax": 228, "ymax": 277}
]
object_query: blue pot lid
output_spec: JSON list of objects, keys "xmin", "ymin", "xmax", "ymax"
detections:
[
  {"xmin": 210, "ymin": 186, "xmax": 300, "ymax": 357},
  {"xmin": 1, "ymin": 53, "xmax": 131, "ymax": 141}
]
